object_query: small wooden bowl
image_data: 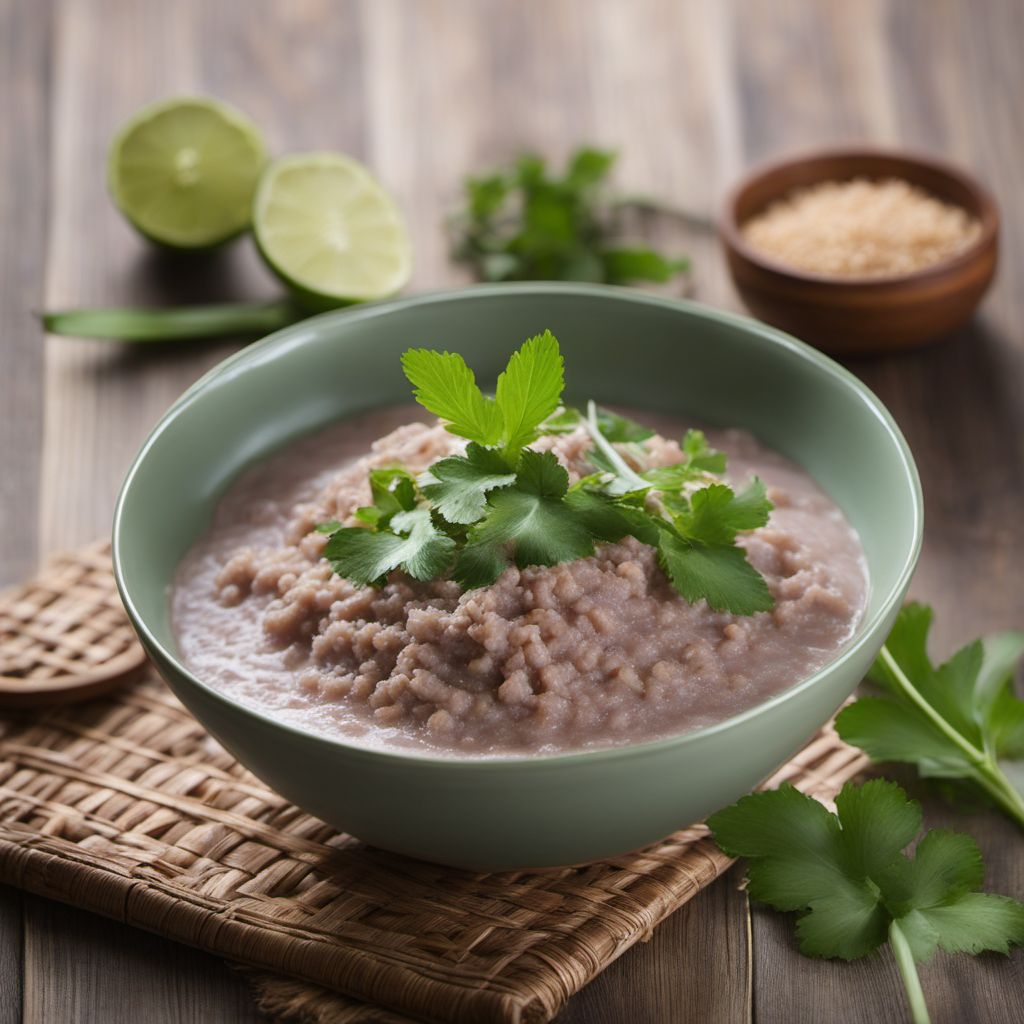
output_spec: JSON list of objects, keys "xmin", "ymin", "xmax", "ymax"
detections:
[
  {"xmin": 0, "ymin": 541, "xmax": 147, "ymax": 708},
  {"xmin": 720, "ymin": 148, "xmax": 999, "ymax": 355}
]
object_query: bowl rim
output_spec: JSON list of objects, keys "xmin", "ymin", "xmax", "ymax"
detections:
[
  {"xmin": 112, "ymin": 281, "xmax": 924, "ymax": 770},
  {"xmin": 719, "ymin": 144, "xmax": 1000, "ymax": 289}
]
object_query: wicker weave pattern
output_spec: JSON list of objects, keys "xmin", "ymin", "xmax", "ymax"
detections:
[
  {"xmin": 0, "ymin": 670, "xmax": 867, "ymax": 1024},
  {"xmin": 0, "ymin": 541, "xmax": 144, "ymax": 698}
]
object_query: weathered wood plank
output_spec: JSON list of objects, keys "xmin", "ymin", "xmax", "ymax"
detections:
[
  {"xmin": 557, "ymin": 871, "xmax": 751, "ymax": 1024},
  {"xmin": 0, "ymin": 887, "xmax": 22, "ymax": 1024},
  {"xmin": 0, "ymin": 0, "xmax": 51, "ymax": 1016},
  {"xmin": 0, "ymin": 0, "xmax": 51, "ymax": 586},
  {"xmin": 22, "ymin": 896, "xmax": 261, "ymax": 1024}
]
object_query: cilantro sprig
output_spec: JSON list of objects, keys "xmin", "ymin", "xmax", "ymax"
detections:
[
  {"xmin": 319, "ymin": 331, "xmax": 774, "ymax": 614},
  {"xmin": 708, "ymin": 779, "xmax": 1024, "ymax": 1024},
  {"xmin": 450, "ymin": 147, "xmax": 689, "ymax": 286},
  {"xmin": 836, "ymin": 604, "xmax": 1024, "ymax": 828}
]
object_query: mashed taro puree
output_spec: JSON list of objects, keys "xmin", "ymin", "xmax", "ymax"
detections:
[{"xmin": 173, "ymin": 405, "xmax": 868, "ymax": 756}]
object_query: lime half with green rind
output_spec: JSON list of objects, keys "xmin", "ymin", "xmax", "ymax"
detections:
[
  {"xmin": 253, "ymin": 152, "xmax": 412, "ymax": 307},
  {"xmin": 108, "ymin": 96, "xmax": 266, "ymax": 249}
]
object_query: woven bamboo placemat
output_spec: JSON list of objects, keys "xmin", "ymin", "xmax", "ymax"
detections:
[{"xmin": 0, "ymin": 546, "xmax": 869, "ymax": 1024}]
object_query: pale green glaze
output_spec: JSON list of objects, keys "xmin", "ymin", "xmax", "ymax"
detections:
[{"xmin": 113, "ymin": 283, "xmax": 922, "ymax": 870}]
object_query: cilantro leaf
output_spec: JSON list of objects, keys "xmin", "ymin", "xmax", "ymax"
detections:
[
  {"xmin": 494, "ymin": 330, "xmax": 565, "ymax": 453},
  {"xmin": 676, "ymin": 478, "xmax": 773, "ymax": 546},
  {"xmin": 656, "ymin": 531, "xmax": 774, "ymax": 615},
  {"xmin": 466, "ymin": 173, "xmax": 509, "ymax": 219},
  {"xmin": 641, "ymin": 430, "xmax": 728, "ymax": 490},
  {"xmin": 899, "ymin": 892, "xmax": 1024, "ymax": 960},
  {"xmin": 708, "ymin": 779, "xmax": 1024, "ymax": 1022},
  {"xmin": 451, "ymin": 540, "xmax": 509, "ymax": 590},
  {"xmin": 564, "ymin": 487, "xmax": 652, "ymax": 544},
  {"xmin": 514, "ymin": 448, "xmax": 569, "ymax": 496},
  {"xmin": 401, "ymin": 348, "xmax": 503, "ymax": 445},
  {"xmin": 833, "ymin": 698, "xmax": 964, "ymax": 771},
  {"xmin": 348, "ymin": 468, "xmax": 419, "ymax": 528},
  {"xmin": 467, "ymin": 450, "xmax": 595, "ymax": 569},
  {"xmin": 836, "ymin": 603, "xmax": 1024, "ymax": 827},
  {"xmin": 593, "ymin": 407, "xmax": 655, "ymax": 443},
  {"xmin": 420, "ymin": 443, "xmax": 516, "ymax": 524},
  {"xmin": 682, "ymin": 428, "xmax": 728, "ymax": 474},
  {"xmin": 565, "ymin": 146, "xmax": 617, "ymax": 188},
  {"xmin": 369, "ymin": 467, "xmax": 418, "ymax": 513},
  {"xmin": 323, "ymin": 509, "xmax": 455, "ymax": 586},
  {"xmin": 640, "ymin": 463, "xmax": 701, "ymax": 490},
  {"xmin": 389, "ymin": 510, "xmax": 458, "ymax": 580},
  {"xmin": 601, "ymin": 247, "xmax": 689, "ymax": 284}
]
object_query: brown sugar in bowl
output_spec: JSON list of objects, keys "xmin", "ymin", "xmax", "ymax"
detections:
[{"xmin": 720, "ymin": 148, "xmax": 999, "ymax": 355}]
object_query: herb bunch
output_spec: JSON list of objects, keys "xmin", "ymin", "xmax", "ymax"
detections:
[
  {"xmin": 709, "ymin": 779, "xmax": 1024, "ymax": 1024},
  {"xmin": 451, "ymin": 147, "xmax": 689, "ymax": 286},
  {"xmin": 319, "ymin": 331, "xmax": 774, "ymax": 615}
]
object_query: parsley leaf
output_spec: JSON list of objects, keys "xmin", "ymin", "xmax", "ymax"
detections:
[
  {"xmin": 420, "ymin": 443, "xmax": 517, "ymax": 525},
  {"xmin": 494, "ymin": 330, "xmax": 565, "ymax": 453},
  {"xmin": 836, "ymin": 603, "xmax": 1024, "ymax": 828},
  {"xmin": 401, "ymin": 348, "xmax": 504, "ymax": 445},
  {"xmin": 709, "ymin": 779, "xmax": 1024, "ymax": 1024},
  {"xmin": 450, "ymin": 147, "xmax": 689, "ymax": 286}
]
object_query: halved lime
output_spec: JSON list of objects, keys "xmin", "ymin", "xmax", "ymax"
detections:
[
  {"xmin": 108, "ymin": 97, "xmax": 266, "ymax": 248},
  {"xmin": 253, "ymin": 153, "xmax": 412, "ymax": 307}
]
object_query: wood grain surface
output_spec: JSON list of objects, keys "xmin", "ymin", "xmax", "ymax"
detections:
[{"xmin": 1, "ymin": 0, "xmax": 1021, "ymax": 1021}]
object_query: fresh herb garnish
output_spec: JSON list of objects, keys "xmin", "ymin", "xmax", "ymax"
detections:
[
  {"xmin": 836, "ymin": 604, "xmax": 1024, "ymax": 828},
  {"xmin": 450, "ymin": 147, "xmax": 689, "ymax": 286},
  {"xmin": 319, "ymin": 331, "xmax": 773, "ymax": 615},
  {"xmin": 708, "ymin": 779, "xmax": 1024, "ymax": 1024}
]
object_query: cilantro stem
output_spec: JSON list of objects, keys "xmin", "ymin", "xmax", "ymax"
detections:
[
  {"xmin": 879, "ymin": 646, "xmax": 987, "ymax": 760},
  {"xmin": 878, "ymin": 645, "xmax": 1024, "ymax": 828},
  {"xmin": 611, "ymin": 194, "xmax": 716, "ymax": 231},
  {"xmin": 889, "ymin": 920, "xmax": 931, "ymax": 1024},
  {"xmin": 584, "ymin": 400, "xmax": 649, "ymax": 491}
]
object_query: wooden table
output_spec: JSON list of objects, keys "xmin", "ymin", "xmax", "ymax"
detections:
[{"xmin": 2, "ymin": 1, "xmax": 1021, "ymax": 1020}]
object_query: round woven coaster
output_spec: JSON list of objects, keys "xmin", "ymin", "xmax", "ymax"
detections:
[{"xmin": 0, "ymin": 540, "xmax": 147, "ymax": 708}]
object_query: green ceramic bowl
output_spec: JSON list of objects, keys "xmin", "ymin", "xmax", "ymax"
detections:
[{"xmin": 113, "ymin": 283, "xmax": 922, "ymax": 870}]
